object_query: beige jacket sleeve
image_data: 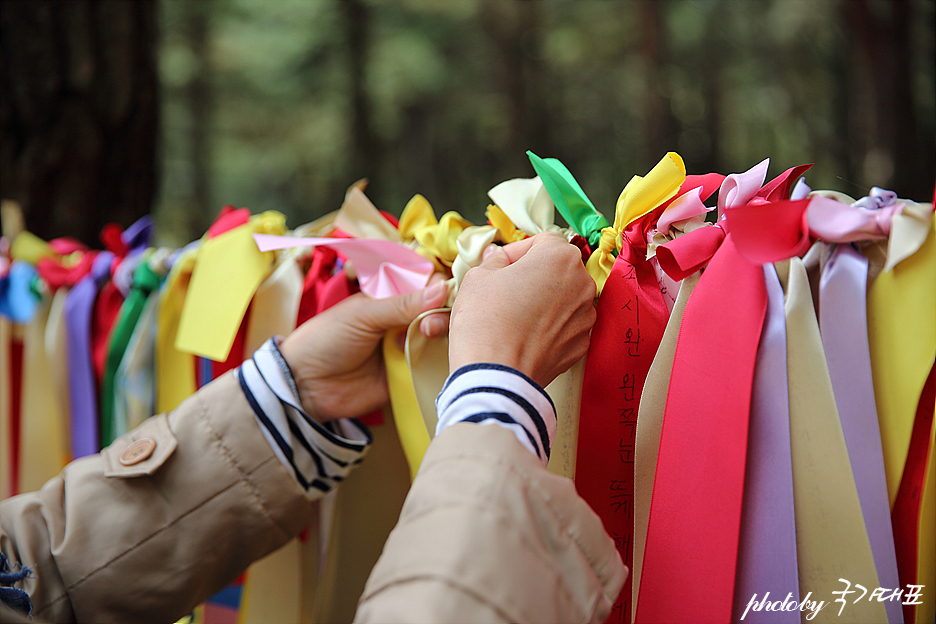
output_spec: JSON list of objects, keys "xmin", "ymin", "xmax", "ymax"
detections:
[
  {"xmin": 355, "ymin": 422, "xmax": 628, "ymax": 624},
  {"xmin": 0, "ymin": 372, "xmax": 314, "ymax": 624}
]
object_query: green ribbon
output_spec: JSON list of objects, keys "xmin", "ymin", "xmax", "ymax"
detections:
[
  {"xmin": 527, "ymin": 150, "xmax": 610, "ymax": 248},
  {"xmin": 100, "ymin": 256, "xmax": 163, "ymax": 446}
]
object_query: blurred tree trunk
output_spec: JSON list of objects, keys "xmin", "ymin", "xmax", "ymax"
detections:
[
  {"xmin": 184, "ymin": 0, "xmax": 213, "ymax": 235},
  {"xmin": 639, "ymin": 0, "xmax": 678, "ymax": 166},
  {"xmin": 846, "ymin": 0, "xmax": 933, "ymax": 200},
  {"xmin": 342, "ymin": 0, "xmax": 380, "ymax": 188},
  {"xmin": 0, "ymin": 0, "xmax": 159, "ymax": 247}
]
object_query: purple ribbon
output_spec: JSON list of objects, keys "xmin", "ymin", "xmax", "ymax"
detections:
[
  {"xmin": 733, "ymin": 263, "xmax": 800, "ymax": 622},
  {"xmin": 64, "ymin": 251, "xmax": 114, "ymax": 458},
  {"xmin": 819, "ymin": 243, "xmax": 903, "ymax": 624}
]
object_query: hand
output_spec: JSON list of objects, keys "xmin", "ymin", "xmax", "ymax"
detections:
[
  {"xmin": 279, "ymin": 277, "xmax": 449, "ymax": 422},
  {"xmin": 448, "ymin": 232, "xmax": 596, "ymax": 388}
]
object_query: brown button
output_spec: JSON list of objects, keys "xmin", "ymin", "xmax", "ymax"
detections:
[{"xmin": 120, "ymin": 438, "xmax": 157, "ymax": 466}]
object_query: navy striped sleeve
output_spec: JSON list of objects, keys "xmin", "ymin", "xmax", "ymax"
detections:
[
  {"xmin": 435, "ymin": 363, "xmax": 557, "ymax": 466},
  {"xmin": 236, "ymin": 338, "xmax": 372, "ymax": 498}
]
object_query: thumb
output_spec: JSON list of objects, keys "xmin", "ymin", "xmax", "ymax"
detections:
[
  {"xmin": 478, "ymin": 235, "xmax": 539, "ymax": 270},
  {"xmin": 358, "ymin": 277, "xmax": 449, "ymax": 332}
]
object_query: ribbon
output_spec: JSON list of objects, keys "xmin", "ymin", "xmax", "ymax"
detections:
[
  {"xmin": 155, "ymin": 246, "xmax": 198, "ymax": 413},
  {"xmin": 63, "ymin": 251, "xmax": 114, "ymax": 458},
  {"xmin": 631, "ymin": 270, "xmax": 700, "ymax": 619},
  {"xmin": 818, "ymin": 242, "xmax": 903, "ymax": 624},
  {"xmin": 777, "ymin": 257, "xmax": 885, "ymax": 623},
  {"xmin": 0, "ymin": 317, "xmax": 12, "ymax": 499},
  {"xmin": 100, "ymin": 258, "xmax": 163, "ymax": 446},
  {"xmin": 253, "ymin": 235, "xmax": 434, "ymax": 300},
  {"xmin": 45, "ymin": 288, "xmax": 71, "ymax": 460},
  {"xmin": 115, "ymin": 278, "xmax": 161, "ymax": 433},
  {"xmin": 637, "ymin": 233, "xmax": 766, "ymax": 624},
  {"xmin": 18, "ymin": 299, "xmax": 70, "ymax": 493},
  {"xmin": 527, "ymin": 150, "xmax": 609, "ymax": 248},
  {"xmin": 487, "ymin": 175, "xmax": 556, "ymax": 237},
  {"xmin": 865, "ymin": 201, "xmax": 936, "ymax": 506},
  {"xmin": 577, "ymin": 216, "xmax": 671, "ymax": 624},
  {"xmin": 732, "ymin": 263, "xmax": 800, "ymax": 623},
  {"xmin": 0, "ymin": 261, "xmax": 40, "ymax": 323}
]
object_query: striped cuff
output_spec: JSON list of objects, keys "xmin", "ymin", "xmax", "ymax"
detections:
[
  {"xmin": 435, "ymin": 363, "xmax": 557, "ymax": 467},
  {"xmin": 236, "ymin": 337, "xmax": 372, "ymax": 498}
]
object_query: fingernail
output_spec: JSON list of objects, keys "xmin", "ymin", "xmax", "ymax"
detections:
[
  {"xmin": 482, "ymin": 245, "xmax": 497, "ymax": 260},
  {"xmin": 423, "ymin": 279, "xmax": 447, "ymax": 303}
]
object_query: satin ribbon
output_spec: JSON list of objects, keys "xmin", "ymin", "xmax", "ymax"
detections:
[
  {"xmin": 631, "ymin": 270, "xmax": 699, "ymax": 619},
  {"xmin": 637, "ymin": 233, "xmax": 766, "ymax": 624},
  {"xmin": 156, "ymin": 246, "xmax": 198, "ymax": 413},
  {"xmin": 777, "ymin": 257, "xmax": 885, "ymax": 624},
  {"xmin": 176, "ymin": 211, "xmax": 285, "ymax": 361},
  {"xmin": 732, "ymin": 263, "xmax": 800, "ymax": 623},
  {"xmin": 864, "ymin": 200, "xmax": 935, "ymax": 504},
  {"xmin": 487, "ymin": 175, "xmax": 556, "ymax": 237},
  {"xmin": 18, "ymin": 299, "xmax": 70, "ymax": 493},
  {"xmin": 100, "ymin": 258, "xmax": 162, "ymax": 445},
  {"xmin": 817, "ymin": 242, "xmax": 903, "ymax": 624},
  {"xmin": 45, "ymin": 288, "xmax": 71, "ymax": 460},
  {"xmin": 0, "ymin": 261, "xmax": 40, "ymax": 323},
  {"xmin": 891, "ymin": 362, "xmax": 934, "ymax": 624},
  {"xmin": 527, "ymin": 150, "xmax": 609, "ymax": 248},
  {"xmin": 398, "ymin": 194, "xmax": 471, "ymax": 271},
  {"xmin": 64, "ymin": 251, "xmax": 114, "ymax": 458},
  {"xmin": 5, "ymin": 324, "xmax": 24, "ymax": 496},
  {"xmin": 115, "ymin": 283, "xmax": 160, "ymax": 433}
]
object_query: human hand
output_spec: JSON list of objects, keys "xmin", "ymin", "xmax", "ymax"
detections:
[
  {"xmin": 448, "ymin": 232, "xmax": 596, "ymax": 388},
  {"xmin": 279, "ymin": 277, "xmax": 449, "ymax": 422}
]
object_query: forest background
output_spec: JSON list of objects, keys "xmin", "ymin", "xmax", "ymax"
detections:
[{"xmin": 2, "ymin": 0, "xmax": 934, "ymax": 248}]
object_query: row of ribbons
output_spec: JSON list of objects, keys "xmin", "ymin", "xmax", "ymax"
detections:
[{"xmin": 1, "ymin": 151, "xmax": 934, "ymax": 624}]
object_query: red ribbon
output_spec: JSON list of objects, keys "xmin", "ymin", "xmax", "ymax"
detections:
[
  {"xmin": 577, "ymin": 213, "xmax": 670, "ymax": 624},
  {"xmin": 891, "ymin": 361, "xmax": 935, "ymax": 624},
  {"xmin": 637, "ymin": 231, "xmax": 767, "ymax": 624}
]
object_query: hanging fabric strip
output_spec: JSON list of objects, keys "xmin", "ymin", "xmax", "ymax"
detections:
[
  {"xmin": 64, "ymin": 251, "xmax": 114, "ymax": 458},
  {"xmin": 632, "ymin": 270, "xmax": 699, "ymax": 620},
  {"xmin": 637, "ymin": 233, "xmax": 765, "ymax": 624},
  {"xmin": 156, "ymin": 248, "xmax": 198, "ymax": 413},
  {"xmin": 819, "ymin": 242, "xmax": 903, "ymax": 624},
  {"xmin": 778, "ymin": 257, "xmax": 885, "ymax": 623},
  {"xmin": 383, "ymin": 328, "xmax": 429, "ymax": 480},
  {"xmin": 527, "ymin": 151, "xmax": 609, "ymax": 248},
  {"xmin": 100, "ymin": 259, "xmax": 161, "ymax": 446},
  {"xmin": 0, "ymin": 317, "xmax": 12, "ymax": 500},
  {"xmin": 865, "ymin": 202, "xmax": 935, "ymax": 504},
  {"xmin": 45, "ymin": 288, "xmax": 71, "ymax": 461},
  {"xmin": 577, "ymin": 242, "xmax": 670, "ymax": 624},
  {"xmin": 19, "ymin": 299, "xmax": 69, "ymax": 493},
  {"xmin": 732, "ymin": 263, "xmax": 800, "ymax": 623},
  {"xmin": 891, "ymin": 362, "xmax": 935, "ymax": 624}
]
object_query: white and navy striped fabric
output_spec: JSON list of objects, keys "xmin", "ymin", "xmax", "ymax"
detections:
[
  {"xmin": 236, "ymin": 338, "xmax": 372, "ymax": 498},
  {"xmin": 435, "ymin": 363, "xmax": 557, "ymax": 467}
]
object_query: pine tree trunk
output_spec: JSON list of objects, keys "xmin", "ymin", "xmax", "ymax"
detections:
[{"xmin": 0, "ymin": 0, "xmax": 159, "ymax": 246}]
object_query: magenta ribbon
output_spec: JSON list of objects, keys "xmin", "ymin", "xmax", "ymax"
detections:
[
  {"xmin": 818, "ymin": 243, "xmax": 903, "ymax": 624},
  {"xmin": 64, "ymin": 251, "xmax": 114, "ymax": 458},
  {"xmin": 732, "ymin": 263, "xmax": 800, "ymax": 622}
]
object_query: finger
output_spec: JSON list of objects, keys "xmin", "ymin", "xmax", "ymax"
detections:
[
  {"xmin": 359, "ymin": 278, "xmax": 449, "ymax": 332},
  {"xmin": 419, "ymin": 311, "xmax": 450, "ymax": 338},
  {"xmin": 479, "ymin": 235, "xmax": 538, "ymax": 270}
]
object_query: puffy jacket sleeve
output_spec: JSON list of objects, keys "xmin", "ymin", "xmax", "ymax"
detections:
[
  {"xmin": 354, "ymin": 422, "xmax": 627, "ymax": 624},
  {"xmin": 0, "ymin": 372, "xmax": 314, "ymax": 624}
]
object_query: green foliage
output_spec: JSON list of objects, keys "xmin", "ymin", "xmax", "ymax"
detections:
[{"xmin": 154, "ymin": 0, "xmax": 935, "ymax": 246}]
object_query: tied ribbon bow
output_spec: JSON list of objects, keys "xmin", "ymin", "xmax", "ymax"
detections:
[
  {"xmin": 526, "ymin": 150, "xmax": 609, "ymax": 249},
  {"xmin": 638, "ymin": 160, "xmax": 812, "ymax": 623}
]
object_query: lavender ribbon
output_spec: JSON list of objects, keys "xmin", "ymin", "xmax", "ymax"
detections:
[
  {"xmin": 819, "ymin": 243, "xmax": 903, "ymax": 624},
  {"xmin": 64, "ymin": 251, "xmax": 114, "ymax": 458},
  {"xmin": 733, "ymin": 263, "xmax": 800, "ymax": 622}
]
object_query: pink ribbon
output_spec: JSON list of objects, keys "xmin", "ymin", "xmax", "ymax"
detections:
[{"xmin": 253, "ymin": 235, "xmax": 434, "ymax": 299}]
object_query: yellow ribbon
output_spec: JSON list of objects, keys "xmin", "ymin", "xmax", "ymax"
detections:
[
  {"xmin": 585, "ymin": 152, "xmax": 686, "ymax": 292},
  {"xmin": 383, "ymin": 328, "xmax": 430, "ymax": 480},
  {"xmin": 486, "ymin": 204, "xmax": 527, "ymax": 244},
  {"xmin": 865, "ymin": 204, "xmax": 936, "ymax": 505},
  {"xmin": 175, "ymin": 211, "xmax": 285, "ymax": 361},
  {"xmin": 9, "ymin": 231, "xmax": 56, "ymax": 264},
  {"xmin": 399, "ymin": 195, "xmax": 471, "ymax": 270},
  {"xmin": 156, "ymin": 248, "xmax": 198, "ymax": 413}
]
